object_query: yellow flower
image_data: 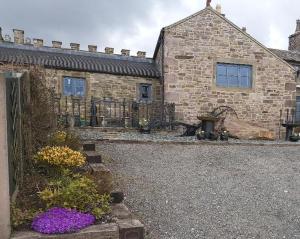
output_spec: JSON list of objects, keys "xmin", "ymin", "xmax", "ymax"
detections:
[{"xmin": 35, "ymin": 146, "xmax": 86, "ymax": 167}]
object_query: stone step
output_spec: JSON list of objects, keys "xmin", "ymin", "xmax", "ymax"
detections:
[
  {"xmin": 83, "ymin": 143, "xmax": 96, "ymax": 151},
  {"xmin": 85, "ymin": 151, "xmax": 102, "ymax": 164}
]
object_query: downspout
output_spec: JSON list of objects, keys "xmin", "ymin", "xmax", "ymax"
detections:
[
  {"xmin": 161, "ymin": 29, "xmax": 165, "ymax": 119},
  {"xmin": 161, "ymin": 28, "xmax": 165, "ymax": 122}
]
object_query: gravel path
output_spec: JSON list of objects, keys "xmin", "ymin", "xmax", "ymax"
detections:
[{"xmin": 98, "ymin": 143, "xmax": 300, "ymax": 239}]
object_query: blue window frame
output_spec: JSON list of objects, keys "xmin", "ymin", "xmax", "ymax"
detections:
[
  {"xmin": 296, "ymin": 96, "xmax": 300, "ymax": 122},
  {"xmin": 216, "ymin": 63, "xmax": 252, "ymax": 88},
  {"xmin": 63, "ymin": 77, "xmax": 86, "ymax": 96},
  {"xmin": 139, "ymin": 84, "xmax": 152, "ymax": 101}
]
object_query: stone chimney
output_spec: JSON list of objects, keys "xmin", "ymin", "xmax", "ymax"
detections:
[
  {"xmin": 25, "ymin": 37, "xmax": 32, "ymax": 44},
  {"xmin": 88, "ymin": 45, "xmax": 97, "ymax": 52},
  {"xmin": 137, "ymin": 51, "xmax": 146, "ymax": 58},
  {"xmin": 52, "ymin": 41, "xmax": 62, "ymax": 48},
  {"xmin": 216, "ymin": 4, "xmax": 222, "ymax": 14},
  {"xmin": 13, "ymin": 29, "xmax": 24, "ymax": 44},
  {"xmin": 70, "ymin": 43, "xmax": 80, "ymax": 50},
  {"xmin": 33, "ymin": 38, "xmax": 43, "ymax": 48},
  {"xmin": 0, "ymin": 27, "xmax": 3, "ymax": 42},
  {"xmin": 289, "ymin": 20, "xmax": 300, "ymax": 51},
  {"xmin": 121, "ymin": 49, "xmax": 130, "ymax": 56},
  {"xmin": 4, "ymin": 35, "xmax": 11, "ymax": 42},
  {"xmin": 105, "ymin": 47, "xmax": 114, "ymax": 54}
]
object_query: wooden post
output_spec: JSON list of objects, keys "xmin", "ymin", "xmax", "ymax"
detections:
[{"xmin": 0, "ymin": 73, "xmax": 11, "ymax": 239}]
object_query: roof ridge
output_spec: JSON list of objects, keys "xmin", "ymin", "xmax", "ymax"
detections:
[{"xmin": 0, "ymin": 42, "xmax": 154, "ymax": 63}]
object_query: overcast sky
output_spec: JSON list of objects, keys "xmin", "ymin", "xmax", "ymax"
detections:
[{"xmin": 0, "ymin": 0, "xmax": 299, "ymax": 57}]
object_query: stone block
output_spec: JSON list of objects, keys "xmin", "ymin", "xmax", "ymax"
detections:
[
  {"xmin": 118, "ymin": 219, "xmax": 144, "ymax": 239},
  {"xmin": 85, "ymin": 151, "xmax": 102, "ymax": 164},
  {"xmin": 11, "ymin": 223, "xmax": 119, "ymax": 239}
]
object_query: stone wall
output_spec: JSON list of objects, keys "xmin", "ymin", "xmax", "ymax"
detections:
[
  {"xmin": 0, "ymin": 73, "xmax": 11, "ymax": 239},
  {"xmin": 45, "ymin": 69, "xmax": 162, "ymax": 103},
  {"xmin": 162, "ymin": 8, "xmax": 296, "ymax": 137}
]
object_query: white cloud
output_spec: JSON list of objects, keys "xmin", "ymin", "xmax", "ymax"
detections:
[
  {"xmin": 0, "ymin": 0, "xmax": 299, "ymax": 56},
  {"xmin": 268, "ymin": 25, "xmax": 287, "ymax": 50}
]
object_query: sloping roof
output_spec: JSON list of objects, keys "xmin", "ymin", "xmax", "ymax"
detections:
[
  {"xmin": 154, "ymin": 7, "xmax": 295, "ymax": 71},
  {"xmin": 0, "ymin": 42, "xmax": 160, "ymax": 78},
  {"xmin": 269, "ymin": 48, "xmax": 300, "ymax": 64}
]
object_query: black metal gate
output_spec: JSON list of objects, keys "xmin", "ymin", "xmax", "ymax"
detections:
[{"xmin": 5, "ymin": 72, "xmax": 26, "ymax": 196}]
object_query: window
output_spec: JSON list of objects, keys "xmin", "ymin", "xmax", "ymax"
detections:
[
  {"xmin": 139, "ymin": 84, "xmax": 152, "ymax": 101},
  {"xmin": 63, "ymin": 77, "xmax": 86, "ymax": 96},
  {"xmin": 296, "ymin": 96, "xmax": 300, "ymax": 122},
  {"xmin": 216, "ymin": 63, "xmax": 252, "ymax": 88}
]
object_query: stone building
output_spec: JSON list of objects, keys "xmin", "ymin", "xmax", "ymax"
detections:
[{"xmin": 0, "ymin": 5, "xmax": 298, "ymax": 137}]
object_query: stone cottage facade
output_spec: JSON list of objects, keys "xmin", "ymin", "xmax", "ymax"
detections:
[
  {"xmin": 154, "ymin": 7, "xmax": 296, "ymax": 136},
  {"xmin": 0, "ymin": 5, "xmax": 298, "ymax": 137}
]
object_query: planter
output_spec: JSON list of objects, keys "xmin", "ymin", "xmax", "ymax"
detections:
[
  {"xmin": 289, "ymin": 135, "xmax": 299, "ymax": 142},
  {"xmin": 220, "ymin": 132, "xmax": 229, "ymax": 141},
  {"xmin": 196, "ymin": 131, "xmax": 206, "ymax": 140},
  {"xmin": 139, "ymin": 128, "xmax": 151, "ymax": 134}
]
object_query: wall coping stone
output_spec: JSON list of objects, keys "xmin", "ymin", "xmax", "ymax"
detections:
[{"xmin": 11, "ymin": 223, "xmax": 119, "ymax": 239}]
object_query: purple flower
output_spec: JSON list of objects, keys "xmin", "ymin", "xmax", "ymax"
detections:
[{"xmin": 32, "ymin": 207, "xmax": 95, "ymax": 234}]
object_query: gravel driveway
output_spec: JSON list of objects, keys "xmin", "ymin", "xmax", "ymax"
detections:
[{"xmin": 98, "ymin": 143, "xmax": 300, "ymax": 239}]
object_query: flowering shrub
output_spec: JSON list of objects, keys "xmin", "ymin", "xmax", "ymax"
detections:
[
  {"xmin": 35, "ymin": 146, "xmax": 85, "ymax": 168},
  {"xmin": 39, "ymin": 174, "xmax": 111, "ymax": 219},
  {"xmin": 32, "ymin": 207, "xmax": 95, "ymax": 234},
  {"xmin": 139, "ymin": 118, "xmax": 149, "ymax": 127},
  {"xmin": 49, "ymin": 130, "xmax": 80, "ymax": 151}
]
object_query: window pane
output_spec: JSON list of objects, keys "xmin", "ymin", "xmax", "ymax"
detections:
[
  {"xmin": 228, "ymin": 76, "xmax": 239, "ymax": 87},
  {"xmin": 227, "ymin": 65, "xmax": 238, "ymax": 77},
  {"xmin": 63, "ymin": 77, "xmax": 86, "ymax": 96},
  {"xmin": 240, "ymin": 66, "xmax": 250, "ymax": 77},
  {"xmin": 216, "ymin": 75, "xmax": 227, "ymax": 87},
  {"xmin": 240, "ymin": 76, "xmax": 250, "ymax": 88},
  {"xmin": 217, "ymin": 65, "xmax": 227, "ymax": 76}
]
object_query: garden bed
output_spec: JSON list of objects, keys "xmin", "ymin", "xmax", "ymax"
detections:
[
  {"xmin": 11, "ymin": 204, "xmax": 144, "ymax": 239},
  {"xmin": 10, "ymin": 130, "xmax": 144, "ymax": 239}
]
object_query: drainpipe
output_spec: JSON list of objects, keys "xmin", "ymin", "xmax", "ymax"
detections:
[{"xmin": 161, "ymin": 29, "xmax": 165, "ymax": 123}]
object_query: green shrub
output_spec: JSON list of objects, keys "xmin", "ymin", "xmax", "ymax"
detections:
[
  {"xmin": 49, "ymin": 130, "xmax": 81, "ymax": 151},
  {"xmin": 86, "ymin": 170, "xmax": 113, "ymax": 195},
  {"xmin": 11, "ymin": 204, "xmax": 42, "ymax": 229},
  {"xmin": 39, "ymin": 173, "xmax": 110, "ymax": 219}
]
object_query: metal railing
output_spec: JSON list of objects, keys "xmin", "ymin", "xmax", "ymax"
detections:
[{"xmin": 53, "ymin": 95, "xmax": 175, "ymax": 129}]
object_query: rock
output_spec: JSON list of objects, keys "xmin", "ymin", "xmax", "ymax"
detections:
[
  {"xmin": 224, "ymin": 115, "xmax": 275, "ymax": 140},
  {"xmin": 111, "ymin": 203, "xmax": 132, "ymax": 219}
]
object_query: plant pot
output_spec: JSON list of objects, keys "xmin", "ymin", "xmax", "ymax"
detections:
[
  {"xmin": 220, "ymin": 133, "xmax": 229, "ymax": 141},
  {"xmin": 196, "ymin": 133, "xmax": 206, "ymax": 140},
  {"xmin": 139, "ymin": 128, "xmax": 151, "ymax": 134},
  {"xmin": 289, "ymin": 135, "xmax": 299, "ymax": 142}
]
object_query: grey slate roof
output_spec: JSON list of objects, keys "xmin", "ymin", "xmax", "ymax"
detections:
[
  {"xmin": 0, "ymin": 42, "xmax": 160, "ymax": 78},
  {"xmin": 269, "ymin": 48, "xmax": 300, "ymax": 64}
]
